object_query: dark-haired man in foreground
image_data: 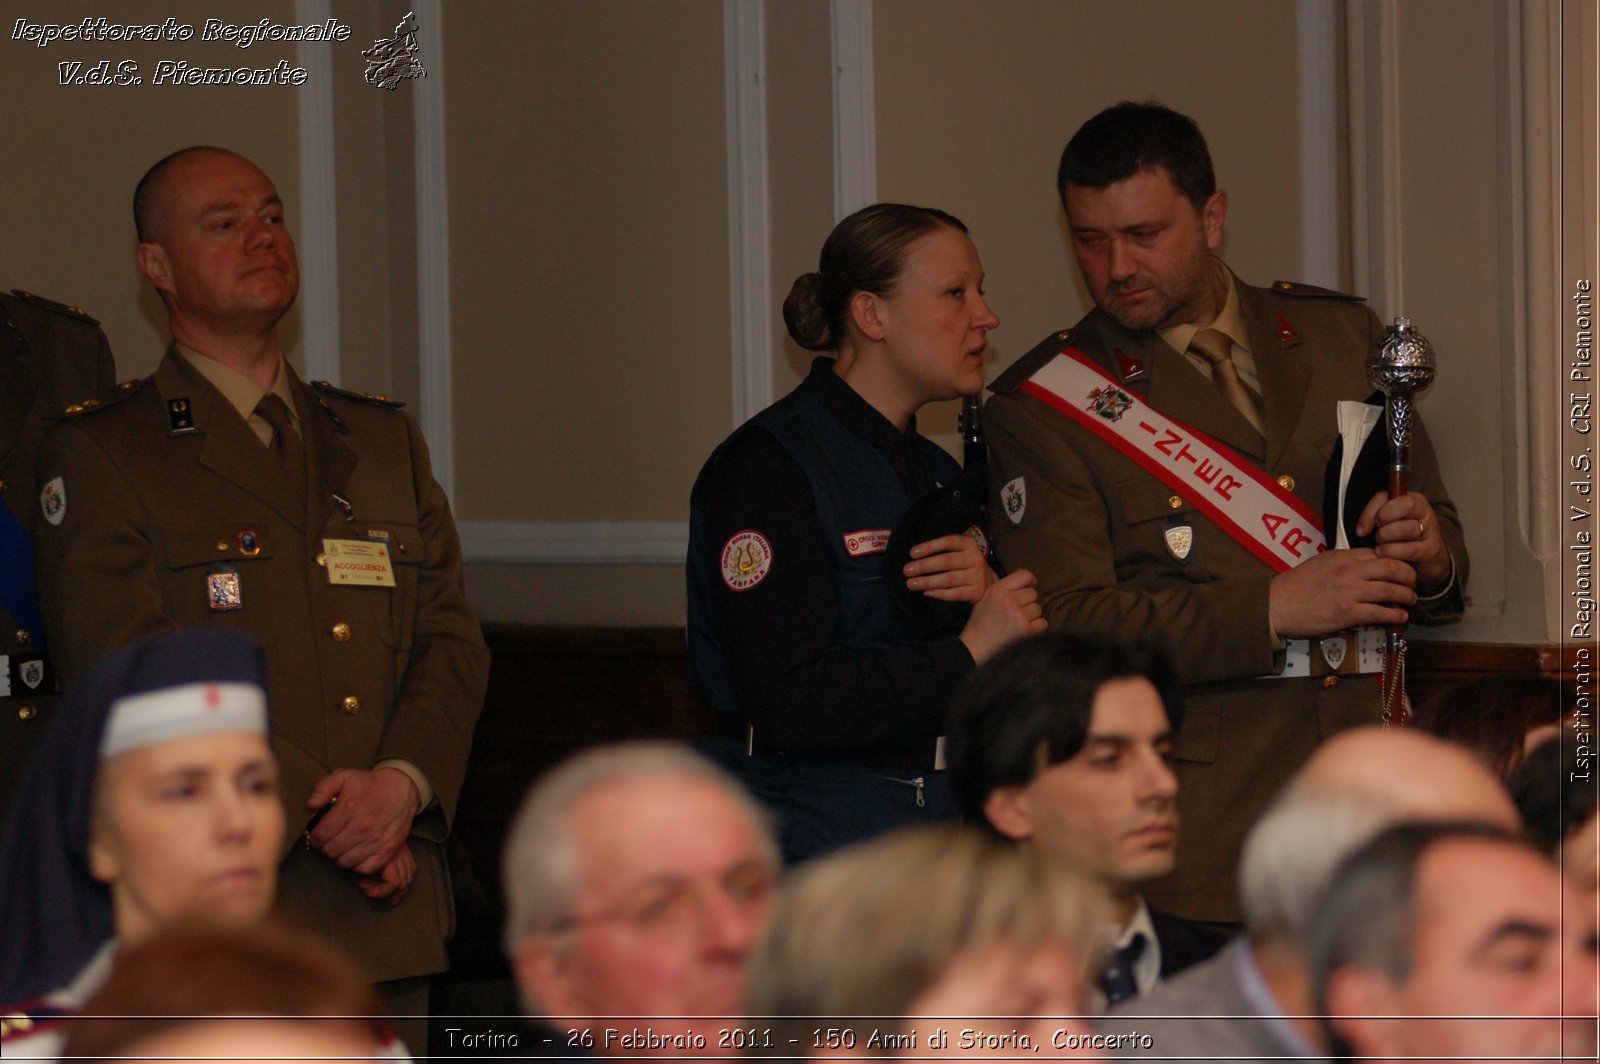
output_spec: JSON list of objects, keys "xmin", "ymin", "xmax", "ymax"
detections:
[
  {"xmin": 985, "ymin": 101, "xmax": 1467, "ymax": 924},
  {"xmin": 947, "ymin": 633, "xmax": 1228, "ymax": 1004}
]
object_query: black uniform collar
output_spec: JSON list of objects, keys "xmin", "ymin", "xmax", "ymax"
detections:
[{"xmin": 805, "ymin": 356, "xmax": 920, "ymax": 450}]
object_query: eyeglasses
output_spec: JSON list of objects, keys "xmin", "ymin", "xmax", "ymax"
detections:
[{"xmin": 548, "ymin": 859, "xmax": 776, "ymax": 940}]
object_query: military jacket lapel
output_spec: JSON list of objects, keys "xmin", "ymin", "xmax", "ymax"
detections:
[
  {"xmin": 156, "ymin": 351, "xmax": 307, "ymax": 531},
  {"xmin": 1094, "ymin": 315, "xmax": 1267, "ymax": 462},
  {"xmin": 1241, "ymin": 284, "xmax": 1313, "ymax": 470},
  {"xmin": 295, "ymin": 374, "xmax": 357, "ymax": 535}
]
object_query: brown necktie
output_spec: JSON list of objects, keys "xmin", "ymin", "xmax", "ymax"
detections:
[
  {"xmin": 254, "ymin": 393, "xmax": 307, "ymax": 502},
  {"xmin": 1189, "ymin": 328, "xmax": 1264, "ymax": 435}
]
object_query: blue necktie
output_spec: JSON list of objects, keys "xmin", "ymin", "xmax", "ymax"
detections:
[{"xmin": 1100, "ymin": 931, "xmax": 1148, "ymax": 1006}]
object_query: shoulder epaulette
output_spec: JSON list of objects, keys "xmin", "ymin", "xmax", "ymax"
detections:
[
  {"xmin": 9, "ymin": 289, "xmax": 101, "ymax": 326},
  {"xmin": 1268, "ymin": 280, "xmax": 1366, "ymax": 302},
  {"xmin": 53, "ymin": 377, "xmax": 144, "ymax": 420},
  {"xmin": 310, "ymin": 380, "xmax": 406, "ymax": 408},
  {"xmin": 991, "ymin": 329, "xmax": 1077, "ymax": 394}
]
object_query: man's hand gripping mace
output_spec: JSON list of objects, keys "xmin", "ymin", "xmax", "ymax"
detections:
[{"xmin": 1366, "ymin": 317, "xmax": 1437, "ymax": 726}]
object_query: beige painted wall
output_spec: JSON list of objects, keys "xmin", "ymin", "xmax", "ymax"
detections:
[{"xmin": 444, "ymin": 0, "xmax": 731, "ymax": 524}]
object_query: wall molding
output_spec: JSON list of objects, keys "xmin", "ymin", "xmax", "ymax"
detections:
[
  {"xmin": 724, "ymin": 0, "xmax": 773, "ymax": 426},
  {"xmin": 294, "ymin": 0, "xmax": 340, "ymax": 383},
  {"xmin": 413, "ymin": 0, "xmax": 455, "ymax": 501},
  {"xmin": 1296, "ymin": 0, "xmax": 1341, "ymax": 288},
  {"xmin": 1345, "ymin": 0, "xmax": 1405, "ymax": 320},
  {"xmin": 459, "ymin": 521, "xmax": 689, "ymax": 565},
  {"xmin": 463, "ymin": 4, "xmax": 764, "ymax": 565},
  {"xmin": 830, "ymin": 0, "xmax": 876, "ymax": 219}
]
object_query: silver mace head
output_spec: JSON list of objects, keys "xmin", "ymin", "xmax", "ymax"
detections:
[{"xmin": 1367, "ymin": 317, "xmax": 1437, "ymax": 399}]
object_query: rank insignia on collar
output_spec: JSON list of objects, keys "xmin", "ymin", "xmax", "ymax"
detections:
[
  {"xmin": 168, "ymin": 397, "xmax": 196, "ymax": 434},
  {"xmin": 1115, "ymin": 349, "xmax": 1148, "ymax": 382},
  {"xmin": 1163, "ymin": 521, "xmax": 1194, "ymax": 564},
  {"xmin": 1275, "ymin": 313, "xmax": 1299, "ymax": 343}
]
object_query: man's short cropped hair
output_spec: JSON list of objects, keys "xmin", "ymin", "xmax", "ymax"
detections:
[
  {"xmin": 1305, "ymin": 820, "xmax": 1524, "ymax": 1012},
  {"xmin": 945, "ymin": 633, "xmax": 1181, "ymax": 827},
  {"xmin": 132, "ymin": 145, "xmax": 238, "ymax": 243},
  {"xmin": 1057, "ymin": 101, "xmax": 1217, "ymax": 211},
  {"xmin": 500, "ymin": 741, "xmax": 777, "ymax": 954}
]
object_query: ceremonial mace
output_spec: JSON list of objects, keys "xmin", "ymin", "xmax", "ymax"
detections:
[{"xmin": 1366, "ymin": 318, "xmax": 1437, "ymax": 726}]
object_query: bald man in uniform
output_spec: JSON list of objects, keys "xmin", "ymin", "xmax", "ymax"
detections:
[
  {"xmin": 0, "ymin": 289, "xmax": 114, "ymax": 822},
  {"xmin": 33, "ymin": 146, "xmax": 488, "ymax": 1033}
]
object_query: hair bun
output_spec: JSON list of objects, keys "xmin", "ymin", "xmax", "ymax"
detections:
[{"xmin": 783, "ymin": 272, "xmax": 834, "ymax": 351}]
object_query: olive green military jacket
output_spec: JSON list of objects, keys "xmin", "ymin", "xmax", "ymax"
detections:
[
  {"xmin": 0, "ymin": 291, "xmax": 115, "ymax": 825},
  {"xmin": 984, "ymin": 275, "xmax": 1466, "ymax": 923},
  {"xmin": 34, "ymin": 348, "xmax": 489, "ymax": 983}
]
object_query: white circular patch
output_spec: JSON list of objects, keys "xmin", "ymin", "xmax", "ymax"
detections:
[
  {"xmin": 40, "ymin": 476, "xmax": 66, "ymax": 526},
  {"xmin": 720, "ymin": 530, "xmax": 773, "ymax": 591}
]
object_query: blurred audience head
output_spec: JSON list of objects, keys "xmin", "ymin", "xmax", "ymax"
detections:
[
  {"xmin": 61, "ymin": 919, "xmax": 386, "ymax": 1062},
  {"xmin": 1241, "ymin": 725, "xmax": 1520, "ymax": 948},
  {"xmin": 503, "ymin": 742, "xmax": 779, "ymax": 1054},
  {"xmin": 1414, "ymin": 675, "xmax": 1566, "ymax": 778},
  {"xmin": 1309, "ymin": 821, "xmax": 1598, "ymax": 1064},
  {"xmin": 0, "ymin": 629, "xmax": 279, "ymax": 1003},
  {"xmin": 1508, "ymin": 739, "xmax": 1599, "ymax": 896},
  {"xmin": 947, "ymin": 634, "xmax": 1181, "ymax": 916},
  {"xmin": 746, "ymin": 825, "xmax": 1108, "ymax": 1056}
]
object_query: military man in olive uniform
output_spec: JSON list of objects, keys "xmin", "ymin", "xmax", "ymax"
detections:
[
  {"xmin": 985, "ymin": 104, "xmax": 1466, "ymax": 925},
  {"xmin": 0, "ymin": 290, "xmax": 115, "ymax": 823},
  {"xmin": 33, "ymin": 147, "xmax": 488, "ymax": 1034}
]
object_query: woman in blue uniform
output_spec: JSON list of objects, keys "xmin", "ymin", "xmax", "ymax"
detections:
[{"xmin": 688, "ymin": 203, "xmax": 1045, "ymax": 861}]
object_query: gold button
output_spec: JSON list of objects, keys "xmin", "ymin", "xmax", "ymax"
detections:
[
  {"xmin": 18, "ymin": 705, "xmax": 38, "ymax": 721},
  {"xmin": 396, "ymin": 542, "xmax": 407, "ymax": 554},
  {"xmin": 82, "ymin": 398, "xmax": 99, "ymax": 409},
  {"xmin": 64, "ymin": 403, "xmax": 82, "ymax": 414},
  {"xmin": 1277, "ymin": 475, "xmax": 1296, "ymax": 491},
  {"xmin": 15, "ymin": 629, "xmax": 30, "ymax": 646},
  {"xmin": 1056, "ymin": 330, "xmax": 1070, "ymax": 341},
  {"xmin": 1167, "ymin": 496, "xmax": 1183, "ymax": 510},
  {"xmin": 1322, "ymin": 676, "xmax": 1339, "ymax": 689},
  {"xmin": 315, "ymin": 551, "xmax": 327, "ymax": 566},
  {"xmin": 121, "ymin": 379, "xmax": 137, "ymax": 390},
  {"xmin": 331, "ymin": 622, "xmax": 351, "ymax": 642},
  {"xmin": 216, "ymin": 540, "xmax": 229, "ymax": 552},
  {"xmin": 1278, "ymin": 281, "xmax": 1292, "ymax": 290},
  {"xmin": 341, "ymin": 695, "xmax": 361, "ymax": 715}
]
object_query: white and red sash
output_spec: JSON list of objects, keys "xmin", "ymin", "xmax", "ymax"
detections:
[{"xmin": 1022, "ymin": 346, "xmax": 1327, "ymax": 574}]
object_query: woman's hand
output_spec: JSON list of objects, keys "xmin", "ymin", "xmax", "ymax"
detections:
[
  {"xmin": 903, "ymin": 532, "xmax": 997, "ymax": 603},
  {"xmin": 959, "ymin": 569, "xmax": 1047, "ymax": 665}
]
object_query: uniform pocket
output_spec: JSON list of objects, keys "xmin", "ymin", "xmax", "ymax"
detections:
[
  {"xmin": 353, "ymin": 521, "xmax": 421, "ymax": 651},
  {"xmin": 159, "ymin": 521, "xmax": 278, "ymax": 568}
]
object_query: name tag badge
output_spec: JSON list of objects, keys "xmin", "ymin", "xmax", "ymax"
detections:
[{"xmin": 323, "ymin": 538, "xmax": 397, "ymax": 587}]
